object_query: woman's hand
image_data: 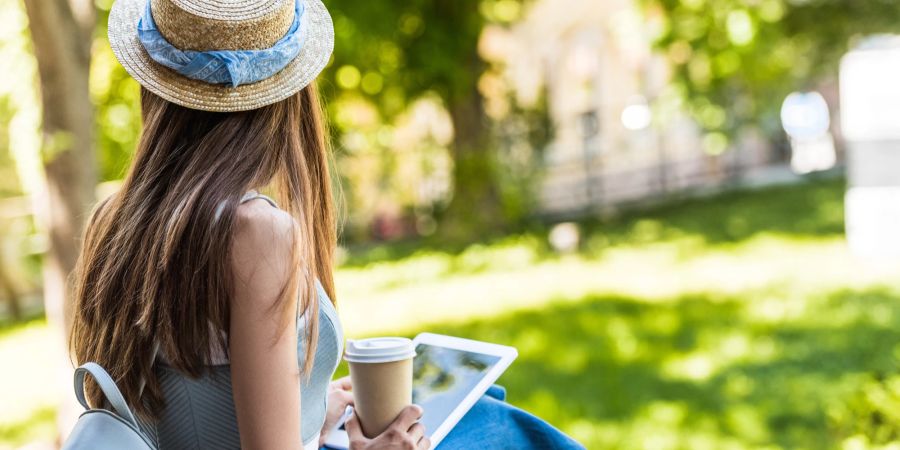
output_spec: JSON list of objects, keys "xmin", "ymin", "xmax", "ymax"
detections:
[
  {"xmin": 345, "ymin": 405, "xmax": 430, "ymax": 450},
  {"xmin": 319, "ymin": 376, "xmax": 355, "ymax": 447}
]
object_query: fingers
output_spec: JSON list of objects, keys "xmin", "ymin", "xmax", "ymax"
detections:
[
  {"xmin": 417, "ymin": 436, "xmax": 432, "ymax": 450},
  {"xmin": 318, "ymin": 430, "xmax": 331, "ymax": 448},
  {"xmin": 408, "ymin": 422, "xmax": 425, "ymax": 443},
  {"xmin": 391, "ymin": 404, "xmax": 424, "ymax": 431},
  {"xmin": 322, "ymin": 390, "xmax": 354, "ymax": 438},
  {"xmin": 336, "ymin": 389, "xmax": 354, "ymax": 406},
  {"xmin": 320, "ymin": 401, "xmax": 354, "ymax": 446},
  {"xmin": 345, "ymin": 412, "xmax": 367, "ymax": 444},
  {"xmin": 332, "ymin": 375, "xmax": 352, "ymax": 391}
]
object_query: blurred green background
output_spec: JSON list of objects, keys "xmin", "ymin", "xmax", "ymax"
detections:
[{"xmin": 3, "ymin": 0, "xmax": 900, "ymax": 449}]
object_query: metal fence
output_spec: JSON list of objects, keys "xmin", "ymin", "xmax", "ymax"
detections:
[{"xmin": 538, "ymin": 144, "xmax": 810, "ymax": 220}]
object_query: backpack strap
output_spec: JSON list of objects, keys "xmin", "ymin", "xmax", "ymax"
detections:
[
  {"xmin": 74, "ymin": 362, "xmax": 141, "ymax": 430},
  {"xmin": 240, "ymin": 190, "xmax": 278, "ymax": 208}
]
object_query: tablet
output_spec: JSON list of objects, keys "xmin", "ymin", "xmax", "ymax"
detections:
[{"xmin": 324, "ymin": 333, "xmax": 518, "ymax": 449}]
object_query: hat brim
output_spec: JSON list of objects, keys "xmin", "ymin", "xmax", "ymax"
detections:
[{"xmin": 108, "ymin": 0, "xmax": 334, "ymax": 112}]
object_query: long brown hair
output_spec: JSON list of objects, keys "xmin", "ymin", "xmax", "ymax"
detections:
[{"xmin": 70, "ymin": 84, "xmax": 336, "ymax": 419}]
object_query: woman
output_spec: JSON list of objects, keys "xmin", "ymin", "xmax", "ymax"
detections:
[{"xmin": 70, "ymin": 0, "xmax": 584, "ymax": 448}]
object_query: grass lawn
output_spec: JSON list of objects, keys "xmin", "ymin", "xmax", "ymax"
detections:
[{"xmin": 4, "ymin": 177, "xmax": 900, "ymax": 449}]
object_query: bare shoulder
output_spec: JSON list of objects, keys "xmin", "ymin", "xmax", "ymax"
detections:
[
  {"xmin": 234, "ymin": 198, "xmax": 295, "ymax": 245},
  {"xmin": 230, "ymin": 199, "xmax": 297, "ymax": 287}
]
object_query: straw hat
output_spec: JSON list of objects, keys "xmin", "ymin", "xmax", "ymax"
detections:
[{"xmin": 108, "ymin": 0, "xmax": 334, "ymax": 112}]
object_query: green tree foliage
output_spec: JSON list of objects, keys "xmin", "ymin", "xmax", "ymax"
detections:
[
  {"xmin": 324, "ymin": 0, "xmax": 487, "ymax": 118},
  {"xmin": 91, "ymin": 1, "xmax": 142, "ymax": 182},
  {"xmin": 0, "ymin": 98, "xmax": 20, "ymax": 198},
  {"xmin": 323, "ymin": 0, "xmax": 537, "ymax": 239},
  {"xmin": 644, "ymin": 0, "xmax": 900, "ymax": 144}
]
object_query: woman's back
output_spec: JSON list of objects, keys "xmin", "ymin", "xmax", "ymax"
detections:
[{"xmin": 139, "ymin": 192, "xmax": 344, "ymax": 450}]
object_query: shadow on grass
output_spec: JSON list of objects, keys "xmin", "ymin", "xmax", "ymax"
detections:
[{"xmin": 341, "ymin": 285, "xmax": 899, "ymax": 449}]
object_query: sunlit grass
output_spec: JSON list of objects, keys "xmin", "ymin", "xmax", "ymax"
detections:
[
  {"xmin": 4, "ymin": 178, "xmax": 900, "ymax": 449},
  {"xmin": 337, "ymin": 232, "xmax": 900, "ymax": 338},
  {"xmin": 0, "ymin": 319, "xmax": 60, "ymax": 449},
  {"xmin": 0, "ymin": 407, "xmax": 56, "ymax": 449},
  {"xmin": 409, "ymin": 286, "xmax": 900, "ymax": 449}
]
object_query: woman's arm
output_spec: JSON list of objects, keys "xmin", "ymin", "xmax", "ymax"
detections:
[{"xmin": 229, "ymin": 200, "xmax": 303, "ymax": 450}]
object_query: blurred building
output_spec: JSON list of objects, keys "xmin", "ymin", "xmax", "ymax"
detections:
[{"xmin": 488, "ymin": 0, "xmax": 790, "ymax": 218}]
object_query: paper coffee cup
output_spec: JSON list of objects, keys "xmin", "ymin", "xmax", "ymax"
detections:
[{"xmin": 344, "ymin": 337, "xmax": 417, "ymax": 438}]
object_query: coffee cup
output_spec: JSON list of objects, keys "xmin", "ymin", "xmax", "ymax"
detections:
[{"xmin": 344, "ymin": 337, "xmax": 417, "ymax": 438}]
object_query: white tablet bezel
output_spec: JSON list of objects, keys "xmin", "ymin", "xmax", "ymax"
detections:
[
  {"xmin": 323, "ymin": 333, "xmax": 517, "ymax": 450},
  {"xmin": 411, "ymin": 333, "xmax": 518, "ymax": 449}
]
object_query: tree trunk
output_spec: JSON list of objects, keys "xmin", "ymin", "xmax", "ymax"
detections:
[
  {"xmin": 22, "ymin": 0, "xmax": 97, "ymax": 441},
  {"xmin": 440, "ymin": 65, "xmax": 503, "ymax": 241},
  {"xmin": 0, "ymin": 256, "xmax": 22, "ymax": 320}
]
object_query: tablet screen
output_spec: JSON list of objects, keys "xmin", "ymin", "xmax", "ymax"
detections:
[{"xmin": 412, "ymin": 344, "xmax": 502, "ymax": 434}]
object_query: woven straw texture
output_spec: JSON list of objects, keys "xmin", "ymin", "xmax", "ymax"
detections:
[
  {"xmin": 108, "ymin": 0, "xmax": 333, "ymax": 112},
  {"xmin": 150, "ymin": 0, "xmax": 295, "ymax": 50}
]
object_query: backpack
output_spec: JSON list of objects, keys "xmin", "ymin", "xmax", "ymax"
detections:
[{"xmin": 61, "ymin": 362, "xmax": 157, "ymax": 449}]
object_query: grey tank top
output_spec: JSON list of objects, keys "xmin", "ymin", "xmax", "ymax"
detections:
[{"xmin": 138, "ymin": 191, "xmax": 344, "ymax": 449}]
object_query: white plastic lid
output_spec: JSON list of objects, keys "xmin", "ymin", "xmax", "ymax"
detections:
[{"xmin": 344, "ymin": 337, "xmax": 417, "ymax": 364}]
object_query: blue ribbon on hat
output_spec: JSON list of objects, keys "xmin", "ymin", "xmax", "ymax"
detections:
[{"xmin": 137, "ymin": 0, "xmax": 307, "ymax": 88}]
